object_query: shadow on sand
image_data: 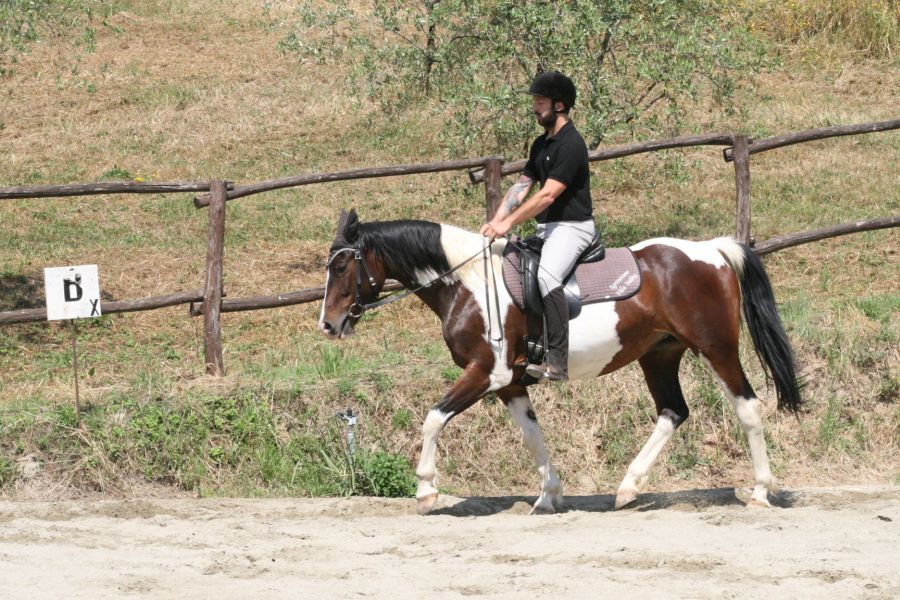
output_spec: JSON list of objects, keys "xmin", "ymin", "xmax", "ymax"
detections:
[{"xmin": 429, "ymin": 487, "xmax": 803, "ymax": 517}]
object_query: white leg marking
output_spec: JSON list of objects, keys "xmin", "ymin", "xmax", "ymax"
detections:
[
  {"xmin": 698, "ymin": 354, "xmax": 775, "ymax": 507},
  {"xmin": 415, "ymin": 409, "xmax": 452, "ymax": 514},
  {"xmin": 506, "ymin": 395, "xmax": 563, "ymax": 514},
  {"xmin": 616, "ymin": 416, "xmax": 676, "ymax": 509},
  {"xmin": 731, "ymin": 396, "xmax": 775, "ymax": 507}
]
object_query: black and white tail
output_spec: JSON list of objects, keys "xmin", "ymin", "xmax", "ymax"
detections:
[{"xmin": 714, "ymin": 238, "xmax": 803, "ymax": 412}]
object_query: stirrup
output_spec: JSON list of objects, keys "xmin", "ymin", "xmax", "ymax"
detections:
[{"xmin": 525, "ymin": 362, "xmax": 567, "ymax": 383}]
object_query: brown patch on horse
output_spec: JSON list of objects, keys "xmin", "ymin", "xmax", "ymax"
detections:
[
  {"xmin": 417, "ymin": 283, "xmax": 496, "ymax": 377},
  {"xmin": 598, "ymin": 245, "xmax": 743, "ymax": 375},
  {"xmin": 503, "ymin": 300, "xmax": 528, "ymax": 378}
]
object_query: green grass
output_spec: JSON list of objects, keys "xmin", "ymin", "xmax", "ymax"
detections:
[
  {"xmin": 0, "ymin": 384, "xmax": 416, "ymax": 497},
  {"xmin": 123, "ymin": 83, "xmax": 202, "ymax": 111}
]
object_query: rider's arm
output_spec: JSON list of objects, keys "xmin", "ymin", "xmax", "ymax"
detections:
[
  {"xmin": 490, "ymin": 175, "xmax": 534, "ymax": 221},
  {"xmin": 482, "ymin": 178, "xmax": 567, "ymax": 239},
  {"xmin": 480, "ymin": 174, "xmax": 534, "ymax": 237}
]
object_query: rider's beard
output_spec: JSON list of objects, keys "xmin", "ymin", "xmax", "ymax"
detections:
[{"xmin": 535, "ymin": 108, "xmax": 556, "ymax": 129}]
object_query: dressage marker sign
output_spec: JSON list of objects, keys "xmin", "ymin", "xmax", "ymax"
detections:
[
  {"xmin": 44, "ymin": 264, "xmax": 101, "ymax": 423},
  {"xmin": 44, "ymin": 265, "xmax": 101, "ymax": 321}
]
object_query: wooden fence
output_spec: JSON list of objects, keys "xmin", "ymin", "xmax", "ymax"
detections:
[{"xmin": 1, "ymin": 118, "xmax": 897, "ymax": 375}]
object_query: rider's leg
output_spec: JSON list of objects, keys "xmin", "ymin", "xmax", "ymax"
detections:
[
  {"xmin": 527, "ymin": 286, "xmax": 570, "ymax": 381},
  {"xmin": 526, "ymin": 220, "xmax": 594, "ymax": 382}
]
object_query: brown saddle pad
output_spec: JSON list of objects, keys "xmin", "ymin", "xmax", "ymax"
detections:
[{"xmin": 502, "ymin": 245, "xmax": 641, "ymax": 310}]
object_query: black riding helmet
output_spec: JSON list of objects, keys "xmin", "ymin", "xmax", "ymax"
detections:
[{"xmin": 525, "ymin": 71, "xmax": 576, "ymax": 112}]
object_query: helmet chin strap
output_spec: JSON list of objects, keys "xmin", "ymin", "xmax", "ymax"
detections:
[{"xmin": 546, "ymin": 100, "xmax": 568, "ymax": 132}]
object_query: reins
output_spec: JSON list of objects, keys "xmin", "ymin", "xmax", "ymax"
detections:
[
  {"xmin": 482, "ymin": 238, "xmax": 504, "ymax": 345},
  {"xmin": 327, "ymin": 243, "xmax": 494, "ymax": 319},
  {"xmin": 329, "ymin": 235, "xmax": 569, "ymax": 343}
]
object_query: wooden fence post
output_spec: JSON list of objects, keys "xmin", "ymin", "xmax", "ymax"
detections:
[
  {"xmin": 483, "ymin": 157, "xmax": 504, "ymax": 221},
  {"xmin": 202, "ymin": 180, "xmax": 226, "ymax": 376},
  {"xmin": 732, "ymin": 135, "xmax": 752, "ymax": 245}
]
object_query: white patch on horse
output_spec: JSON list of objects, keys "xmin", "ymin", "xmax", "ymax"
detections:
[
  {"xmin": 413, "ymin": 267, "xmax": 458, "ymax": 287},
  {"xmin": 710, "ymin": 236, "xmax": 746, "ymax": 278},
  {"xmin": 319, "ymin": 268, "xmax": 331, "ymax": 327},
  {"xmin": 631, "ymin": 237, "xmax": 729, "ymax": 270},
  {"xmin": 567, "ymin": 301, "xmax": 623, "ymax": 380},
  {"xmin": 439, "ymin": 225, "xmax": 514, "ymax": 391}
]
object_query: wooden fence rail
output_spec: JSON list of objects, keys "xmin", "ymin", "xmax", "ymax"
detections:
[
  {"xmin": 753, "ymin": 215, "xmax": 898, "ymax": 255},
  {"xmin": 0, "ymin": 181, "xmax": 231, "ymax": 200},
  {"xmin": 1, "ymin": 118, "xmax": 897, "ymax": 377},
  {"xmin": 468, "ymin": 133, "xmax": 735, "ymax": 183},
  {"xmin": 722, "ymin": 118, "xmax": 900, "ymax": 162},
  {"xmin": 0, "ymin": 289, "xmax": 204, "ymax": 325},
  {"xmin": 193, "ymin": 157, "xmax": 500, "ymax": 207}
]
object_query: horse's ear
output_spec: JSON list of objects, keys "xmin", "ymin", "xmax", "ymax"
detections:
[
  {"xmin": 336, "ymin": 209, "xmax": 349, "ymax": 236},
  {"xmin": 334, "ymin": 209, "xmax": 359, "ymax": 246},
  {"xmin": 344, "ymin": 208, "xmax": 359, "ymax": 243}
]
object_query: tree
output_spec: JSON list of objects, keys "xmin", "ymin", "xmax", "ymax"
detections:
[{"xmin": 280, "ymin": 0, "xmax": 769, "ymax": 155}]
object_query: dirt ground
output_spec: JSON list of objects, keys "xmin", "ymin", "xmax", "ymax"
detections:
[{"xmin": 0, "ymin": 485, "xmax": 898, "ymax": 599}]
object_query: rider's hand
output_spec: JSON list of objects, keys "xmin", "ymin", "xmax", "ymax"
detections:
[{"xmin": 480, "ymin": 218, "xmax": 511, "ymax": 241}]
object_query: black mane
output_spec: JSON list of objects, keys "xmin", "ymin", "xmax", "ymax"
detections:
[{"xmin": 357, "ymin": 220, "xmax": 451, "ymax": 281}]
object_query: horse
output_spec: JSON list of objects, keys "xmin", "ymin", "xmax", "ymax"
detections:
[{"xmin": 319, "ymin": 209, "xmax": 801, "ymax": 514}]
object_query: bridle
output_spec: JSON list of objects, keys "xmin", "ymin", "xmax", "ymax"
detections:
[
  {"xmin": 326, "ymin": 246, "xmax": 379, "ymax": 319},
  {"xmin": 325, "ymin": 241, "xmax": 500, "ymax": 330}
]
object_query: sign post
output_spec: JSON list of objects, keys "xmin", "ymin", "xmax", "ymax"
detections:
[{"xmin": 44, "ymin": 265, "xmax": 102, "ymax": 423}]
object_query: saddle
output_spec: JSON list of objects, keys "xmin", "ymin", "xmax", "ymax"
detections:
[{"xmin": 502, "ymin": 234, "xmax": 642, "ymax": 320}]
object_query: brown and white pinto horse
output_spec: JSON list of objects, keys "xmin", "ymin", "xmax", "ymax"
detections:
[{"xmin": 319, "ymin": 209, "xmax": 801, "ymax": 514}]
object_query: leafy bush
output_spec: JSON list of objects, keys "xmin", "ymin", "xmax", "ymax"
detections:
[{"xmin": 360, "ymin": 451, "xmax": 417, "ymax": 498}]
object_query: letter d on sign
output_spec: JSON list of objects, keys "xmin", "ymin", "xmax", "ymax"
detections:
[{"xmin": 63, "ymin": 275, "xmax": 83, "ymax": 302}]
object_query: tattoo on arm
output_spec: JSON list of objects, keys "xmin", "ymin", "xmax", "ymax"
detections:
[{"xmin": 503, "ymin": 175, "xmax": 533, "ymax": 211}]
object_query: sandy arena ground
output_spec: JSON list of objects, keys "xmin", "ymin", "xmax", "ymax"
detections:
[{"xmin": 1, "ymin": 485, "xmax": 898, "ymax": 599}]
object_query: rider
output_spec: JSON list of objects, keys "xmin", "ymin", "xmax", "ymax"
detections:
[{"xmin": 480, "ymin": 71, "xmax": 595, "ymax": 382}]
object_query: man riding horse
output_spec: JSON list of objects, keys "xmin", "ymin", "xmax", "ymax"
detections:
[
  {"xmin": 480, "ymin": 71, "xmax": 595, "ymax": 383},
  {"xmin": 320, "ymin": 72, "xmax": 801, "ymax": 515}
]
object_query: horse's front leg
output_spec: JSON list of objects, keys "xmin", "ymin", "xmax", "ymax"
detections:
[
  {"xmin": 416, "ymin": 364, "xmax": 491, "ymax": 514},
  {"xmin": 498, "ymin": 386, "xmax": 563, "ymax": 514}
]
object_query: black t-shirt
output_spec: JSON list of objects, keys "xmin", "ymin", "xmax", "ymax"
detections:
[{"xmin": 523, "ymin": 121, "xmax": 593, "ymax": 224}]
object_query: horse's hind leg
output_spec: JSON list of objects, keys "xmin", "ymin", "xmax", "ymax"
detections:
[
  {"xmin": 616, "ymin": 339, "xmax": 689, "ymax": 509},
  {"xmin": 498, "ymin": 386, "xmax": 563, "ymax": 514},
  {"xmin": 700, "ymin": 351, "xmax": 775, "ymax": 507}
]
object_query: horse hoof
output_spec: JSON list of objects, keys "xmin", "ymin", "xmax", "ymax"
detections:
[
  {"xmin": 417, "ymin": 493, "xmax": 439, "ymax": 515},
  {"xmin": 529, "ymin": 502, "xmax": 555, "ymax": 515},
  {"xmin": 615, "ymin": 489, "xmax": 638, "ymax": 509},
  {"xmin": 747, "ymin": 497, "xmax": 772, "ymax": 509}
]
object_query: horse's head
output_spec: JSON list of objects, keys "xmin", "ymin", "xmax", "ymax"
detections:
[{"xmin": 318, "ymin": 209, "xmax": 382, "ymax": 339}]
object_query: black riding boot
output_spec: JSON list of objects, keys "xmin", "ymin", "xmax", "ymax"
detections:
[{"xmin": 525, "ymin": 287, "xmax": 569, "ymax": 382}]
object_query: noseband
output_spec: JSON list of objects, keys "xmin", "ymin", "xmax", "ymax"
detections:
[{"xmin": 327, "ymin": 246, "xmax": 378, "ymax": 318}]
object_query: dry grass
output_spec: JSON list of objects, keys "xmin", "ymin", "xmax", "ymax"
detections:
[
  {"xmin": 0, "ymin": 1, "xmax": 897, "ymax": 498},
  {"xmin": 736, "ymin": 0, "xmax": 899, "ymax": 61}
]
